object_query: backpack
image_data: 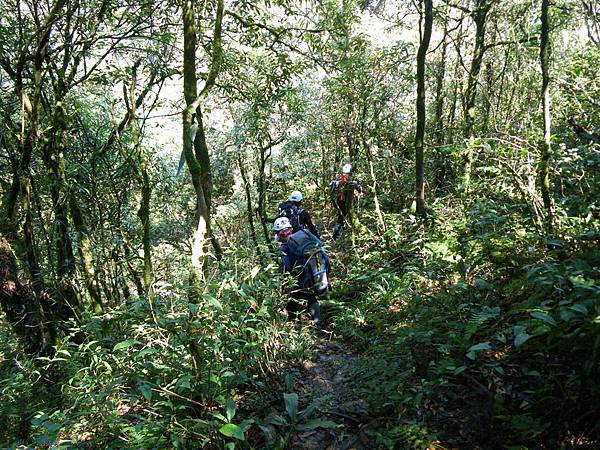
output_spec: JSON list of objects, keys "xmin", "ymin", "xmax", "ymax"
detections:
[
  {"xmin": 331, "ymin": 173, "xmax": 350, "ymax": 202},
  {"xmin": 286, "ymin": 230, "xmax": 330, "ymax": 295},
  {"xmin": 278, "ymin": 201, "xmax": 305, "ymax": 232}
]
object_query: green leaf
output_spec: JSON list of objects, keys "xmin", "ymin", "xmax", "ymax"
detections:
[
  {"xmin": 530, "ymin": 311, "xmax": 557, "ymax": 326},
  {"xmin": 569, "ymin": 304, "xmax": 588, "ymax": 314},
  {"xmin": 137, "ymin": 348, "xmax": 158, "ymax": 358},
  {"xmin": 296, "ymin": 419, "xmax": 338, "ymax": 431},
  {"xmin": 204, "ymin": 295, "xmax": 223, "ymax": 312},
  {"xmin": 226, "ymin": 398, "xmax": 236, "ymax": 422},
  {"xmin": 113, "ymin": 339, "xmax": 138, "ymax": 351},
  {"xmin": 468, "ymin": 342, "xmax": 491, "ymax": 352},
  {"xmin": 284, "ymin": 393, "xmax": 299, "ymax": 421},
  {"xmin": 139, "ymin": 384, "xmax": 152, "ymax": 401},
  {"xmin": 453, "ymin": 366, "xmax": 467, "ymax": 375},
  {"xmin": 514, "ymin": 326, "xmax": 531, "ymax": 347},
  {"xmin": 267, "ymin": 414, "xmax": 288, "ymax": 426},
  {"xmin": 219, "ymin": 423, "xmax": 245, "ymax": 440}
]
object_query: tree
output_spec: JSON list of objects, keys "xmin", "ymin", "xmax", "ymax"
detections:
[
  {"xmin": 462, "ymin": 0, "xmax": 493, "ymax": 193},
  {"xmin": 415, "ymin": 0, "xmax": 433, "ymax": 217},
  {"xmin": 538, "ymin": 0, "xmax": 554, "ymax": 230},
  {"xmin": 182, "ymin": 0, "xmax": 225, "ymax": 290}
]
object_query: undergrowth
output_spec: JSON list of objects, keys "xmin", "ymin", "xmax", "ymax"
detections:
[
  {"xmin": 0, "ymin": 252, "xmax": 313, "ymax": 448},
  {"xmin": 327, "ymin": 201, "xmax": 599, "ymax": 449}
]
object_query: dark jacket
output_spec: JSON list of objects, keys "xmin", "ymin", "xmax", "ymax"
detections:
[{"xmin": 277, "ymin": 201, "xmax": 320, "ymax": 239}]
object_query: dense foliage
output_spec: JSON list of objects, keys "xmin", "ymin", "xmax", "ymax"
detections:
[{"xmin": 1, "ymin": 0, "xmax": 599, "ymax": 448}]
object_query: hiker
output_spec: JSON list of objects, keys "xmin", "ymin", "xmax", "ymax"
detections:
[
  {"xmin": 277, "ymin": 190, "xmax": 320, "ymax": 239},
  {"xmin": 331, "ymin": 164, "xmax": 363, "ymax": 239},
  {"xmin": 273, "ymin": 216, "xmax": 330, "ymax": 326}
]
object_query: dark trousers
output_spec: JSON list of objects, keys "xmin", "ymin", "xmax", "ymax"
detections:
[{"xmin": 287, "ymin": 290, "xmax": 321, "ymax": 324}]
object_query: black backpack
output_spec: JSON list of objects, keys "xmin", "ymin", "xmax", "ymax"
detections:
[
  {"xmin": 286, "ymin": 230, "xmax": 330, "ymax": 295},
  {"xmin": 278, "ymin": 201, "xmax": 305, "ymax": 232}
]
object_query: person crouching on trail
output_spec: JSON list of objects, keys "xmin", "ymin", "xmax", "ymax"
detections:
[
  {"xmin": 274, "ymin": 216, "xmax": 330, "ymax": 326},
  {"xmin": 277, "ymin": 190, "xmax": 321, "ymax": 239}
]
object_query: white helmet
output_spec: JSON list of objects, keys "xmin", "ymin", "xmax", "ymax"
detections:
[
  {"xmin": 274, "ymin": 216, "xmax": 292, "ymax": 231},
  {"xmin": 289, "ymin": 190, "xmax": 303, "ymax": 202},
  {"xmin": 342, "ymin": 164, "xmax": 352, "ymax": 174}
]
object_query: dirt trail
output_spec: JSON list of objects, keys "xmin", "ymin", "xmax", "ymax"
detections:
[{"xmin": 291, "ymin": 337, "xmax": 371, "ymax": 449}]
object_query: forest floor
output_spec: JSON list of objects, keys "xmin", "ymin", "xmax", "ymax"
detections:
[{"xmin": 291, "ymin": 335, "xmax": 371, "ymax": 450}]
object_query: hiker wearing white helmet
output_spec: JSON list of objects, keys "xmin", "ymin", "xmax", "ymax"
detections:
[
  {"xmin": 277, "ymin": 190, "xmax": 320, "ymax": 239},
  {"xmin": 331, "ymin": 163, "xmax": 363, "ymax": 239},
  {"xmin": 273, "ymin": 217, "xmax": 328, "ymax": 327}
]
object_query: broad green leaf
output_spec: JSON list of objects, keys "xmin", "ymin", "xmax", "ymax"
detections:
[
  {"xmin": 137, "ymin": 348, "xmax": 158, "ymax": 358},
  {"xmin": 284, "ymin": 393, "xmax": 299, "ymax": 421},
  {"xmin": 468, "ymin": 342, "xmax": 491, "ymax": 352},
  {"xmin": 139, "ymin": 384, "xmax": 152, "ymax": 401},
  {"xmin": 514, "ymin": 326, "xmax": 531, "ymax": 347},
  {"xmin": 219, "ymin": 423, "xmax": 245, "ymax": 441},
  {"xmin": 226, "ymin": 398, "xmax": 236, "ymax": 422},
  {"xmin": 299, "ymin": 396, "xmax": 327, "ymax": 420},
  {"xmin": 569, "ymin": 304, "xmax": 588, "ymax": 314},
  {"xmin": 43, "ymin": 422, "xmax": 61, "ymax": 433},
  {"xmin": 204, "ymin": 295, "xmax": 223, "ymax": 312},
  {"xmin": 515, "ymin": 331, "xmax": 531, "ymax": 347},
  {"xmin": 530, "ymin": 311, "xmax": 557, "ymax": 326},
  {"xmin": 267, "ymin": 414, "xmax": 288, "ymax": 426},
  {"xmin": 296, "ymin": 419, "xmax": 338, "ymax": 431},
  {"xmin": 176, "ymin": 375, "xmax": 192, "ymax": 390},
  {"xmin": 453, "ymin": 366, "xmax": 467, "ymax": 375},
  {"xmin": 113, "ymin": 339, "xmax": 138, "ymax": 351}
]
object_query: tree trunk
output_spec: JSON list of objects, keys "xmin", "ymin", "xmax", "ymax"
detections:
[
  {"xmin": 365, "ymin": 144, "xmax": 387, "ymax": 234},
  {"xmin": 238, "ymin": 156, "xmax": 262, "ymax": 257},
  {"xmin": 182, "ymin": 0, "xmax": 224, "ymax": 287},
  {"xmin": 257, "ymin": 142, "xmax": 271, "ymax": 244},
  {"xmin": 538, "ymin": 0, "xmax": 554, "ymax": 231},
  {"xmin": 195, "ymin": 107, "xmax": 223, "ymax": 260},
  {"xmin": 462, "ymin": 0, "xmax": 492, "ymax": 194},
  {"xmin": 127, "ymin": 65, "xmax": 156, "ymax": 309},
  {"xmin": 45, "ymin": 101, "xmax": 81, "ymax": 322},
  {"xmin": 69, "ymin": 193, "xmax": 103, "ymax": 313},
  {"xmin": 415, "ymin": 0, "xmax": 433, "ymax": 217},
  {"xmin": 0, "ymin": 236, "xmax": 54, "ymax": 354},
  {"xmin": 434, "ymin": 20, "xmax": 448, "ymax": 147}
]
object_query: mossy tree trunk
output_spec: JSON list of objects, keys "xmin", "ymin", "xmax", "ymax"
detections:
[
  {"xmin": 182, "ymin": 0, "xmax": 224, "ymax": 292},
  {"xmin": 539, "ymin": 0, "xmax": 555, "ymax": 231},
  {"xmin": 415, "ymin": 0, "xmax": 433, "ymax": 217}
]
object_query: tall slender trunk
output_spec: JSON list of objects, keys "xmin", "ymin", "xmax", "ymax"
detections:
[
  {"xmin": 183, "ymin": 0, "xmax": 212, "ymax": 284},
  {"xmin": 415, "ymin": 0, "xmax": 433, "ymax": 217},
  {"xmin": 538, "ymin": 0, "xmax": 554, "ymax": 230},
  {"xmin": 45, "ymin": 101, "xmax": 81, "ymax": 322},
  {"xmin": 238, "ymin": 156, "xmax": 262, "ymax": 257},
  {"xmin": 257, "ymin": 143, "xmax": 271, "ymax": 244},
  {"xmin": 0, "ymin": 236, "xmax": 51, "ymax": 354},
  {"xmin": 365, "ymin": 145, "xmax": 387, "ymax": 233},
  {"xmin": 462, "ymin": 0, "xmax": 492, "ymax": 194},
  {"xmin": 69, "ymin": 193, "xmax": 103, "ymax": 313},
  {"xmin": 182, "ymin": 0, "xmax": 224, "ymax": 288},
  {"xmin": 127, "ymin": 64, "xmax": 155, "ymax": 309},
  {"xmin": 195, "ymin": 108, "xmax": 223, "ymax": 260},
  {"xmin": 434, "ymin": 20, "xmax": 448, "ymax": 147}
]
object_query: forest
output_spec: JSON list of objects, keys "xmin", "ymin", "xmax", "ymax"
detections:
[{"xmin": 0, "ymin": 0, "xmax": 599, "ymax": 448}]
